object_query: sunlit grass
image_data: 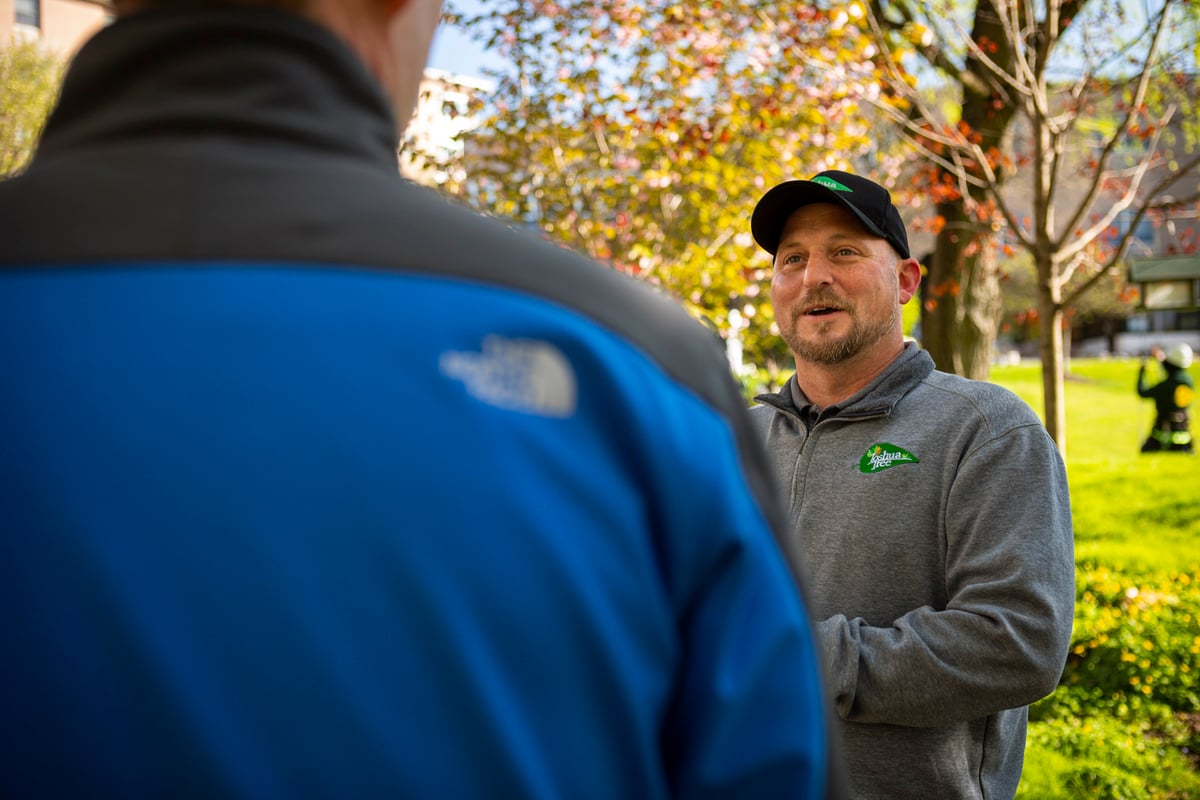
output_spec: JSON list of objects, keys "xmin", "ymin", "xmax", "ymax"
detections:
[{"xmin": 991, "ymin": 358, "xmax": 1200, "ymax": 573}]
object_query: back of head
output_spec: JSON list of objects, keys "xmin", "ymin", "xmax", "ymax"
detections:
[
  {"xmin": 113, "ymin": 0, "xmax": 310, "ymax": 14},
  {"xmin": 102, "ymin": 0, "xmax": 442, "ymax": 137}
]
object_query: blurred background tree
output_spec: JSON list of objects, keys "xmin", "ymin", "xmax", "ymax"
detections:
[
  {"xmin": 426, "ymin": 0, "xmax": 913, "ymax": 388},
  {"xmin": 857, "ymin": 0, "xmax": 1199, "ymax": 454},
  {"xmin": 0, "ymin": 38, "xmax": 64, "ymax": 177}
]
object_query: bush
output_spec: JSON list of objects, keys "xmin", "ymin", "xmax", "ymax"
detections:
[
  {"xmin": 1021, "ymin": 714, "xmax": 1200, "ymax": 800},
  {"xmin": 1061, "ymin": 565, "xmax": 1200, "ymax": 716},
  {"xmin": 1021, "ymin": 565, "xmax": 1200, "ymax": 798}
]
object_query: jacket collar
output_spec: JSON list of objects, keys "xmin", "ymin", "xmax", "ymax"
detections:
[
  {"xmin": 756, "ymin": 343, "xmax": 935, "ymax": 420},
  {"xmin": 34, "ymin": 6, "xmax": 399, "ymax": 172}
]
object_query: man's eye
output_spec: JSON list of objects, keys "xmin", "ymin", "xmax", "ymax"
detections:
[{"xmin": 835, "ymin": 247, "xmax": 855, "ymax": 257}]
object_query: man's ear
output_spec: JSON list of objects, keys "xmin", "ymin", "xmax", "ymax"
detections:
[{"xmin": 898, "ymin": 257, "xmax": 921, "ymax": 305}]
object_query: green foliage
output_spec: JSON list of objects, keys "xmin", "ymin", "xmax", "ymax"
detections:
[
  {"xmin": 1021, "ymin": 714, "xmax": 1200, "ymax": 800},
  {"xmin": 737, "ymin": 362, "xmax": 790, "ymax": 404},
  {"xmin": 1051, "ymin": 565, "xmax": 1199, "ymax": 721},
  {"xmin": 1020, "ymin": 565, "xmax": 1200, "ymax": 798},
  {"xmin": 0, "ymin": 38, "xmax": 64, "ymax": 177}
]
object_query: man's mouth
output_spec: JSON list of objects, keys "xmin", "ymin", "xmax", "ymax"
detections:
[{"xmin": 804, "ymin": 305, "xmax": 842, "ymax": 316}]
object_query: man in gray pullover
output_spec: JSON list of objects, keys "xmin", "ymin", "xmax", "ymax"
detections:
[{"xmin": 748, "ymin": 170, "xmax": 1075, "ymax": 799}]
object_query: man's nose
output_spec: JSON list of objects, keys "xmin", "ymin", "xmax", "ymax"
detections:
[{"xmin": 802, "ymin": 252, "xmax": 833, "ymax": 287}]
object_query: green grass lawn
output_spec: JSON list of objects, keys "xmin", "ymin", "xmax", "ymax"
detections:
[{"xmin": 992, "ymin": 358, "xmax": 1200, "ymax": 573}]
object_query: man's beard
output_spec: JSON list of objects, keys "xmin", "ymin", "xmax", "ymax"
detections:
[{"xmin": 780, "ymin": 288, "xmax": 898, "ymax": 366}]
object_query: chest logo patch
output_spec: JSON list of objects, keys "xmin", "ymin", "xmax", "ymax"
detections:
[{"xmin": 860, "ymin": 443, "xmax": 919, "ymax": 474}]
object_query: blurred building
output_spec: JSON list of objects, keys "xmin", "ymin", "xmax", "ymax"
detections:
[
  {"xmin": 0, "ymin": 0, "xmax": 110, "ymax": 54},
  {"xmin": 1067, "ymin": 87, "xmax": 1200, "ymax": 358},
  {"xmin": 401, "ymin": 67, "xmax": 494, "ymax": 187}
]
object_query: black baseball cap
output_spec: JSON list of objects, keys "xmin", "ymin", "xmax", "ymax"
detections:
[{"xmin": 751, "ymin": 170, "xmax": 910, "ymax": 259}]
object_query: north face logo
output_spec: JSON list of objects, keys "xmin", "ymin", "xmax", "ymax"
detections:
[{"xmin": 440, "ymin": 336, "xmax": 577, "ymax": 418}]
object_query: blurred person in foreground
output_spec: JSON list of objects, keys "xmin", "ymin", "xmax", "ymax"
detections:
[
  {"xmin": 0, "ymin": 0, "xmax": 844, "ymax": 796},
  {"xmin": 747, "ymin": 170, "xmax": 1075, "ymax": 799},
  {"xmin": 1137, "ymin": 343, "xmax": 1195, "ymax": 453}
]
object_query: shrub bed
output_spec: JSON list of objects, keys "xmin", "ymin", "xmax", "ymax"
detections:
[{"xmin": 1020, "ymin": 564, "xmax": 1200, "ymax": 798}]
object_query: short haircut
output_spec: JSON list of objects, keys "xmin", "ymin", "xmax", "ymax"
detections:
[{"xmin": 115, "ymin": 0, "xmax": 312, "ymax": 16}]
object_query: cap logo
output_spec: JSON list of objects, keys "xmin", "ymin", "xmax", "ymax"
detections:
[
  {"xmin": 859, "ymin": 443, "xmax": 919, "ymax": 474},
  {"xmin": 813, "ymin": 176, "xmax": 853, "ymax": 192}
]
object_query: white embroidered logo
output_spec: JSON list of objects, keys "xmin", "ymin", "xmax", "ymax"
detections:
[{"xmin": 440, "ymin": 336, "xmax": 577, "ymax": 418}]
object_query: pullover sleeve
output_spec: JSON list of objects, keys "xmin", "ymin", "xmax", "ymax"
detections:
[{"xmin": 817, "ymin": 421, "xmax": 1075, "ymax": 728}]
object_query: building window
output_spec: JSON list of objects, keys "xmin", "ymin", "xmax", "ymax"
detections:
[
  {"xmin": 1103, "ymin": 210, "xmax": 1155, "ymax": 253},
  {"xmin": 15, "ymin": 0, "xmax": 41, "ymax": 28}
]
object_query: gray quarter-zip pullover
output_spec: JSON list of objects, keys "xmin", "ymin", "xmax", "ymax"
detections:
[{"xmin": 751, "ymin": 344, "xmax": 1075, "ymax": 800}]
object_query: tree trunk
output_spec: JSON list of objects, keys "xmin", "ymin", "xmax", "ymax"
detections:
[
  {"xmin": 914, "ymin": 0, "xmax": 1017, "ymax": 380},
  {"xmin": 1062, "ymin": 325, "xmax": 1072, "ymax": 376},
  {"xmin": 920, "ymin": 201, "xmax": 1002, "ymax": 380},
  {"xmin": 1038, "ymin": 287, "xmax": 1067, "ymax": 458}
]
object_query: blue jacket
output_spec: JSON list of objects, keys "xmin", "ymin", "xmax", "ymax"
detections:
[{"xmin": 0, "ymin": 8, "xmax": 839, "ymax": 799}]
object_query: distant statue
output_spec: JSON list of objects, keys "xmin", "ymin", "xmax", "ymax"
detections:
[{"xmin": 1137, "ymin": 343, "xmax": 1195, "ymax": 454}]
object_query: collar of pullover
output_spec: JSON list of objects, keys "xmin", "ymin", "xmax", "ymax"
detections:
[
  {"xmin": 33, "ymin": 6, "xmax": 400, "ymax": 172},
  {"xmin": 757, "ymin": 343, "xmax": 935, "ymax": 421}
]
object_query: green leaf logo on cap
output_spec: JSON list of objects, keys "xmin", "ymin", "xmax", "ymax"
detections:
[
  {"xmin": 813, "ymin": 175, "xmax": 853, "ymax": 192},
  {"xmin": 859, "ymin": 443, "xmax": 919, "ymax": 474}
]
